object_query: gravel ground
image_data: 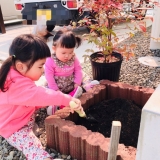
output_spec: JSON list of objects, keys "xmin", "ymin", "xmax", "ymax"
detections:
[
  {"xmin": 82, "ymin": 26, "xmax": 160, "ymax": 89},
  {"xmin": 1, "ymin": 26, "xmax": 160, "ymax": 160}
]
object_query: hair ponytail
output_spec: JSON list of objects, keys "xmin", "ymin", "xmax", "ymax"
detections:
[
  {"xmin": 0, "ymin": 57, "xmax": 13, "ymax": 92},
  {"xmin": 75, "ymin": 36, "xmax": 82, "ymax": 48}
]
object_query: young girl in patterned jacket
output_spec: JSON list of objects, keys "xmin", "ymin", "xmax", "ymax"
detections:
[
  {"xmin": 45, "ymin": 29, "xmax": 99, "ymax": 115},
  {"xmin": 45, "ymin": 29, "xmax": 84, "ymax": 115}
]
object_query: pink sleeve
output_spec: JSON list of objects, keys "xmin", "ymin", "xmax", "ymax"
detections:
[
  {"xmin": 45, "ymin": 57, "xmax": 59, "ymax": 91},
  {"xmin": 8, "ymin": 78, "xmax": 72, "ymax": 107},
  {"xmin": 74, "ymin": 56, "xmax": 83, "ymax": 85}
]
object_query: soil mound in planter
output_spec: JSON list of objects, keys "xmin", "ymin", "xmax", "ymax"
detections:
[{"xmin": 76, "ymin": 98, "xmax": 141, "ymax": 148}]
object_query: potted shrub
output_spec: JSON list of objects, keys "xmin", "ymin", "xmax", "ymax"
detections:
[{"xmin": 72, "ymin": 0, "xmax": 147, "ymax": 81}]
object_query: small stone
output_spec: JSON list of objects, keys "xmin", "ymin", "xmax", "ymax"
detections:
[
  {"xmin": 9, "ymin": 151, "xmax": 15, "ymax": 157},
  {"xmin": 13, "ymin": 156, "xmax": 20, "ymax": 160},
  {"xmin": 50, "ymin": 153, "xmax": 56, "ymax": 158},
  {"xmin": 3, "ymin": 147, "xmax": 8, "ymax": 154},
  {"xmin": 6, "ymin": 155, "xmax": 13, "ymax": 160},
  {"xmin": 16, "ymin": 151, "xmax": 20, "ymax": 157},
  {"xmin": 50, "ymin": 148, "xmax": 58, "ymax": 154},
  {"xmin": 67, "ymin": 155, "xmax": 71, "ymax": 159},
  {"xmin": 61, "ymin": 154, "xmax": 68, "ymax": 159}
]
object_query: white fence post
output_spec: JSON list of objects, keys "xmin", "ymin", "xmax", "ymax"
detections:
[
  {"xmin": 108, "ymin": 121, "xmax": 121, "ymax": 160},
  {"xmin": 136, "ymin": 85, "xmax": 160, "ymax": 160},
  {"xmin": 150, "ymin": 5, "xmax": 160, "ymax": 50}
]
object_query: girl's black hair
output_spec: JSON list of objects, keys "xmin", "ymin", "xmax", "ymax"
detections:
[
  {"xmin": 53, "ymin": 29, "xmax": 82, "ymax": 48},
  {"xmin": 0, "ymin": 34, "xmax": 51, "ymax": 92}
]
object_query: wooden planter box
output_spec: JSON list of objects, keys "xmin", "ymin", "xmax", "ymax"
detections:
[{"xmin": 45, "ymin": 80, "xmax": 154, "ymax": 160}]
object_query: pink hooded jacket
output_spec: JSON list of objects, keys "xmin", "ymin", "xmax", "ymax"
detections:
[{"xmin": 0, "ymin": 68, "xmax": 72, "ymax": 138}]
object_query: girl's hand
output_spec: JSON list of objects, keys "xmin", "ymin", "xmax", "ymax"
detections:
[{"xmin": 70, "ymin": 98, "xmax": 82, "ymax": 113}]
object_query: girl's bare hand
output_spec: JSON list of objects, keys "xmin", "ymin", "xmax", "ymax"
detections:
[{"xmin": 70, "ymin": 98, "xmax": 82, "ymax": 113}]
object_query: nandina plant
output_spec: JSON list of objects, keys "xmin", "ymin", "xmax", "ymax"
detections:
[{"xmin": 74, "ymin": 0, "xmax": 149, "ymax": 63}]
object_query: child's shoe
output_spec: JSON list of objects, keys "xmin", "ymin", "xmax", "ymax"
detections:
[
  {"xmin": 47, "ymin": 105, "xmax": 58, "ymax": 116},
  {"xmin": 83, "ymin": 80, "xmax": 100, "ymax": 91},
  {"xmin": 69, "ymin": 86, "xmax": 83, "ymax": 98}
]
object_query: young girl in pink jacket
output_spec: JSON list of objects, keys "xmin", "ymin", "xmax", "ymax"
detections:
[
  {"xmin": 0, "ymin": 34, "xmax": 83, "ymax": 160},
  {"xmin": 45, "ymin": 29, "xmax": 84, "ymax": 115}
]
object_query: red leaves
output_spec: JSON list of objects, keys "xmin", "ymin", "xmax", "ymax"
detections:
[
  {"xmin": 124, "ymin": 52, "xmax": 135, "ymax": 60},
  {"xmin": 77, "ymin": 0, "xmax": 147, "ymax": 62},
  {"xmin": 116, "ymin": 44, "xmax": 136, "ymax": 60},
  {"xmin": 93, "ymin": 0, "xmax": 123, "ymax": 12}
]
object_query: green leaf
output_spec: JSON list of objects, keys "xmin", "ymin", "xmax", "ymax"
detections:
[
  {"xmin": 78, "ymin": 19, "xmax": 88, "ymax": 23},
  {"xmin": 82, "ymin": 55, "xmax": 91, "ymax": 63},
  {"xmin": 85, "ymin": 49, "xmax": 95, "ymax": 53},
  {"xmin": 109, "ymin": 29, "xmax": 116, "ymax": 37}
]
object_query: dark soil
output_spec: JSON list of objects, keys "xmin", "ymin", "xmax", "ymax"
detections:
[{"xmin": 76, "ymin": 98, "xmax": 141, "ymax": 148}]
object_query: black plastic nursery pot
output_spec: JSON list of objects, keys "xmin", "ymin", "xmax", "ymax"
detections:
[{"xmin": 90, "ymin": 52, "xmax": 123, "ymax": 81}]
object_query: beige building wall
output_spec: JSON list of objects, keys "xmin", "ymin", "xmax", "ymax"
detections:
[{"xmin": 0, "ymin": 0, "xmax": 21, "ymax": 20}]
